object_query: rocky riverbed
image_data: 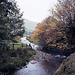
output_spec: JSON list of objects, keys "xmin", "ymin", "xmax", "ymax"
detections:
[
  {"xmin": 9, "ymin": 37, "xmax": 66, "ymax": 75},
  {"xmin": 13, "ymin": 50, "xmax": 66, "ymax": 75}
]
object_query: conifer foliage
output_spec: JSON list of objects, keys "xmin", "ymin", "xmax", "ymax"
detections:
[{"xmin": 0, "ymin": 0, "xmax": 25, "ymax": 45}]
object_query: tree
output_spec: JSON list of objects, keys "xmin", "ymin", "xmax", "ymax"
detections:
[
  {"xmin": 53, "ymin": 0, "xmax": 75, "ymax": 25},
  {"xmin": 31, "ymin": 16, "xmax": 75, "ymax": 55},
  {"xmin": 31, "ymin": 16, "xmax": 62, "ymax": 47},
  {"xmin": 0, "ymin": 0, "xmax": 25, "ymax": 42},
  {"xmin": 52, "ymin": 0, "xmax": 75, "ymax": 45},
  {"xmin": 32, "ymin": 0, "xmax": 75, "ymax": 55},
  {"xmin": 0, "ymin": 0, "xmax": 25, "ymax": 47}
]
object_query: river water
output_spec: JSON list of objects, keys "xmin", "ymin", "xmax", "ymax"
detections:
[
  {"xmin": 21, "ymin": 37, "xmax": 39, "ymax": 50},
  {"xmin": 12, "ymin": 37, "xmax": 66, "ymax": 75}
]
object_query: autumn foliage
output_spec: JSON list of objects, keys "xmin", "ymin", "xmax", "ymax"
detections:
[{"xmin": 31, "ymin": 0, "xmax": 75, "ymax": 55}]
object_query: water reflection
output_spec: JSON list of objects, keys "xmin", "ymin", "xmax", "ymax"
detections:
[{"xmin": 13, "ymin": 60, "xmax": 55, "ymax": 75}]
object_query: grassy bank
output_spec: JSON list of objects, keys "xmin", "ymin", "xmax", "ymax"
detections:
[
  {"xmin": 55, "ymin": 53, "xmax": 75, "ymax": 75},
  {"xmin": 0, "ymin": 43, "xmax": 36, "ymax": 74}
]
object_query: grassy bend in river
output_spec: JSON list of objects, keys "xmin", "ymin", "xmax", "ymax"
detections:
[{"xmin": 0, "ymin": 43, "xmax": 36, "ymax": 74}]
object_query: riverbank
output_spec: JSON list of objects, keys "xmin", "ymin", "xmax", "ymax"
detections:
[
  {"xmin": 12, "ymin": 37, "xmax": 67, "ymax": 75},
  {"xmin": 13, "ymin": 50, "xmax": 66, "ymax": 75},
  {"xmin": 0, "ymin": 44, "xmax": 36, "ymax": 75},
  {"xmin": 55, "ymin": 52, "xmax": 75, "ymax": 75},
  {"xmin": 0, "ymin": 36, "xmax": 69, "ymax": 75}
]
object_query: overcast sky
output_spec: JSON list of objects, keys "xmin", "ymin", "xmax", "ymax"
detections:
[{"xmin": 15, "ymin": 0, "xmax": 57, "ymax": 22}]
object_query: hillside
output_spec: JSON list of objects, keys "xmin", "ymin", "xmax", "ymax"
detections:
[{"xmin": 24, "ymin": 19, "xmax": 38, "ymax": 34}]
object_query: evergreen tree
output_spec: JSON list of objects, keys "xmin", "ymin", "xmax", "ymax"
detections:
[
  {"xmin": 0, "ymin": 0, "xmax": 25, "ymax": 44},
  {"xmin": 0, "ymin": 0, "xmax": 25, "ymax": 46}
]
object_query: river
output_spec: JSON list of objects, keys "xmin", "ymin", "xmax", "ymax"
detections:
[
  {"xmin": 21, "ymin": 37, "xmax": 39, "ymax": 50},
  {"xmin": 12, "ymin": 37, "xmax": 66, "ymax": 75}
]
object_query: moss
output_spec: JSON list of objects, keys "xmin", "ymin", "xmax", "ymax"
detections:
[{"xmin": 55, "ymin": 53, "xmax": 75, "ymax": 75}]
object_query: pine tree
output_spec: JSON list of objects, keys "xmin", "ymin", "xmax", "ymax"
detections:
[{"xmin": 0, "ymin": 0, "xmax": 25, "ymax": 46}]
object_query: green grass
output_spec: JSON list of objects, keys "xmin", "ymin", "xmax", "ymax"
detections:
[
  {"xmin": 0, "ymin": 43, "xmax": 36, "ymax": 73},
  {"xmin": 27, "ymin": 50, "xmax": 36, "ymax": 56},
  {"xmin": 10, "ymin": 43, "xmax": 29, "ymax": 50}
]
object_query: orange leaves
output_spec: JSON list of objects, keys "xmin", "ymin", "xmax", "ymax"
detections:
[
  {"xmin": 31, "ymin": 0, "xmax": 75, "ymax": 51},
  {"xmin": 31, "ymin": 16, "xmax": 62, "ymax": 46}
]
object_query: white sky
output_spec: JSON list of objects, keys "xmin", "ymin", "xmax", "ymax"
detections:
[{"xmin": 15, "ymin": 0, "xmax": 57, "ymax": 22}]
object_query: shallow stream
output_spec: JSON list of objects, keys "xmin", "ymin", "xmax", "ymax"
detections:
[{"xmin": 12, "ymin": 37, "xmax": 66, "ymax": 75}]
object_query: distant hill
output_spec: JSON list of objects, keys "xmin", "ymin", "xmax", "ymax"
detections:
[{"xmin": 24, "ymin": 19, "xmax": 38, "ymax": 34}]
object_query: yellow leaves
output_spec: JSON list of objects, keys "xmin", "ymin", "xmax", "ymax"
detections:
[
  {"xmin": 36, "ymin": 22, "xmax": 45, "ymax": 30},
  {"xmin": 31, "ymin": 16, "xmax": 66, "ymax": 47},
  {"xmin": 56, "ymin": 43, "xmax": 70, "ymax": 50},
  {"xmin": 46, "ymin": 38, "xmax": 52, "ymax": 44},
  {"xmin": 45, "ymin": 29, "xmax": 50, "ymax": 35},
  {"xmin": 63, "ymin": 35, "xmax": 67, "ymax": 39},
  {"xmin": 48, "ymin": 44, "xmax": 56, "ymax": 48},
  {"xmin": 31, "ymin": 34, "xmax": 38, "ymax": 44}
]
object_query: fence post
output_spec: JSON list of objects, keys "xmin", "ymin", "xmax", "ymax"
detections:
[
  {"xmin": 21, "ymin": 43, "xmax": 23, "ymax": 49},
  {"xmin": 12, "ymin": 44, "xmax": 14, "ymax": 50}
]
